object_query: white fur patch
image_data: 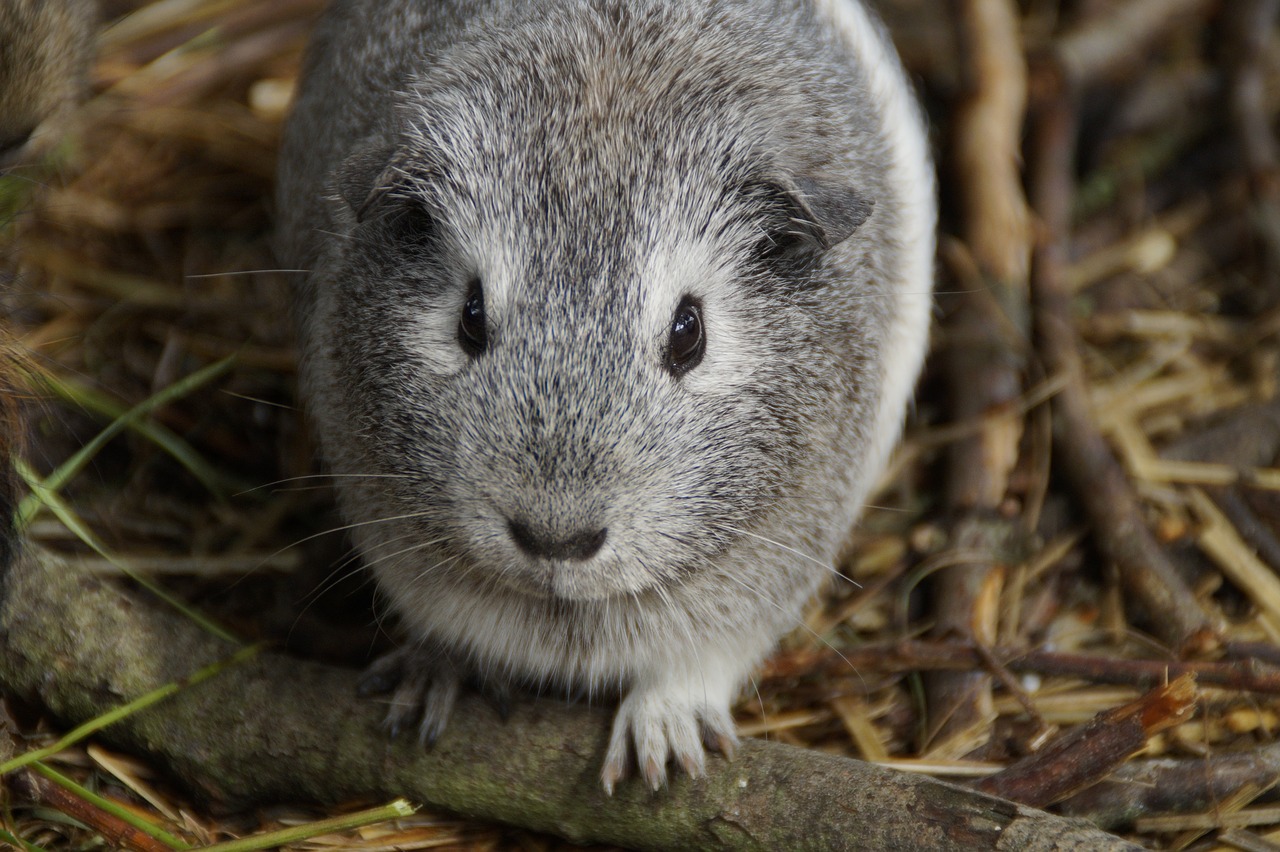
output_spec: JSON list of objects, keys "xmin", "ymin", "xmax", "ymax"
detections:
[
  {"xmin": 813, "ymin": 0, "xmax": 936, "ymax": 482},
  {"xmin": 638, "ymin": 219, "xmax": 769, "ymax": 397}
]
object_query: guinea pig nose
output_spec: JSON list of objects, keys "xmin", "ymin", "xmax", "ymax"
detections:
[{"xmin": 507, "ymin": 519, "xmax": 607, "ymax": 561}]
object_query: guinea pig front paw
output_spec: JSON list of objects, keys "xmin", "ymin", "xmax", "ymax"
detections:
[
  {"xmin": 600, "ymin": 686, "xmax": 738, "ymax": 795},
  {"xmin": 357, "ymin": 646, "xmax": 461, "ymax": 746}
]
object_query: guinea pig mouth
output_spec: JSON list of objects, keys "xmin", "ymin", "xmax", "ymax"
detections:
[{"xmin": 546, "ymin": 556, "xmax": 657, "ymax": 601}]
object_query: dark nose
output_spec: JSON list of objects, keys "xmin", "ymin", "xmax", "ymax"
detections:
[{"xmin": 507, "ymin": 520, "xmax": 607, "ymax": 561}]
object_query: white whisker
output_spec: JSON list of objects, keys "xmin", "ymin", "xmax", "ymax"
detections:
[
  {"xmin": 717, "ymin": 523, "xmax": 861, "ymax": 590},
  {"xmin": 234, "ymin": 472, "xmax": 413, "ymax": 497},
  {"xmin": 184, "ymin": 269, "xmax": 311, "ymax": 278},
  {"xmin": 714, "ymin": 568, "xmax": 866, "ymax": 691}
]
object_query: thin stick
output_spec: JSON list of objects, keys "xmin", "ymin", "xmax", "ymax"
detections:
[{"xmin": 1026, "ymin": 68, "xmax": 1217, "ymax": 654}]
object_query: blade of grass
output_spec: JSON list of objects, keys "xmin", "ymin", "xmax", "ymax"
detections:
[
  {"xmin": 30, "ymin": 762, "xmax": 191, "ymax": 850},
  {"xmin": 15, "ymin": 356, "xmax": 237, "ymax": 528},
  {"xmin": 0, "ymin": 825, "xmax": 48, "ymax": 852},
  {"xmin": 15, "ymin": 460, "xmax": 238, "ymax": 643},
  {"xmin": 196, "ymin": 799, "xmax": 418, "ymax": 852},
  {"xmin": 21, "ymin": 362, "xmax": 247, "ymax": 500},
  {"xmin": 0, "ymin": 644, "xmax": 262, "ymax": 778}
]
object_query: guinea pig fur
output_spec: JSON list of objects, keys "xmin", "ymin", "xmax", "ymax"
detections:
[
  {"xmin": 277, "ymin": 0, "xmax": 935, "ymax": 792},
  {"xmin": 0, "ymin": 0, "xmax": 95, "ymax": 165}
]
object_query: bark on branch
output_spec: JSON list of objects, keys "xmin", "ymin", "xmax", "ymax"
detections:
[{"xmin": 0, "ymin": 547, "xmax": 1137, "ymax": 851}]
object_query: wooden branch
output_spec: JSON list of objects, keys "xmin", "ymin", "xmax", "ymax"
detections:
[
  {"xmin": 952, "ymin": 0, "xmax": 1032, "ymax": 294},
  {"xmin": 1052, "ymin": 0, "xmax": 1220, "ymax": 89},
  {"xmin": 1226, "ymin": 0, "xmax": 1280, "ymax": 181},
  {"xmin": 0, "ymin": 331, "xmax": 23, "ymax": 573},
  {"xmin": 1225, "ymin": 0, "xmax": 1280, "ymax": 275},
  {"xmin": 1057, "ymin": 743, "xmax": 1280, "ymax": 830},
  {"xmin": 929, "ymin": 0, "xmax": 1032, "ymax": 757},
  {"xmin": 763, "ymin": 641, "xmax": 1280, "ymax": 695},
  {"xmin": 976, "ymin": 675, "xmax": 1198, "ymax": 807},
  {"xmin": 8, "ymin": 767, "xmax": 173, "ymax": 852},
  {"xmin": 0, "ymin": 547, "xmax": 1139, "ymax": 851},
  {"xmin": 1027, "ymin": 72, "xmax": 1219, "ymax": 654}
]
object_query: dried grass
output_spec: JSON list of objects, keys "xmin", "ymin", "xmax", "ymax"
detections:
[{"xmin": 2, "ymin": 0, "xmax": 1279, "ymax": 849}]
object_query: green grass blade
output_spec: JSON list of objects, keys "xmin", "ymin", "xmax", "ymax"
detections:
[
  {"xmin": 20, "ymin": 359, "xmax": 245, "ymax": 502},
  {"xmin": 0, "ymin": 644, "xmax": 262, "ymax": 778},
  {"xmin": 196, "ymin": 799, "xmax": 418, "ymax": 852},
  {"xmin": 0, "ymin": 825, "xmax": 49, "ymax": 852},
  {"xmin": 30, "ymin": 762, "xmax": 190, "ymax": 850},
  {"xmin": 15, "ymin": 460, "xmax": 239, "ymax": 642},
  {"xmin": 18, "ymin": 357, "xmax": 237, "ymax": 529}
]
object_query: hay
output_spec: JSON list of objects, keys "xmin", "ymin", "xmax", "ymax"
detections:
[{"xmin": 2, "ymin": 0, "xmax": 1279, "ymax": 848}]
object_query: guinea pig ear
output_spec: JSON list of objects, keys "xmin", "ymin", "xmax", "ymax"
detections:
[
  {"xmin": 791, "ymin": 176, "xmax": 875, "ymax": 249},
  {"xmin": 335, "ymin": 140, "xmax": 402, "ymax": 222},
  {"xmin": 750, "ymin": 176, "xmax": 874, "ymax": 270}
]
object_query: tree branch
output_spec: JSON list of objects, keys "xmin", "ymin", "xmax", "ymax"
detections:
[{"xmin": 0, "ymin": 547, "xmax": 1137, "ymax": 851}]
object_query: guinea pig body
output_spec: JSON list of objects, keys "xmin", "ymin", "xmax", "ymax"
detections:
[
  {"xmin": 0, "ymin": 0, "xmax": 95, "ymax": 164},
  {"xmin": 277, "ymin": 0, "xmax": 934, "ymax": 791}
]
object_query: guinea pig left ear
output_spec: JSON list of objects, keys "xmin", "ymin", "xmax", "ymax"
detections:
[
  {"xmin": 789, "ymin": 176, "xmax": 874, "ymax": 250},
  {"xmin": 751, "ymin": 177, "xmax": 874, "ymax": 271}
]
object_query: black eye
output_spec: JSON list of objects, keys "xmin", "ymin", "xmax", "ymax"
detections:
[
  {"xmin": 458, "ymin": 278, "xmax": 487, "ymax": 356},
  {"xmin": 666, "ymin": 296, "xmax": 704, "ymax": 376}
]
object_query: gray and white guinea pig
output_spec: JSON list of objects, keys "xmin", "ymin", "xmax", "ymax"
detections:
[
  {"xmin": 277, "ymin": 0, "xmax": 934, "ymax": 792},
  {"xmin": 0, "ymin": 0, "xmax": 95, "ymax": 165}
]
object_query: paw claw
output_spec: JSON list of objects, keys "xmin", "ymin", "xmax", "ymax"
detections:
[
  {"xmin": 600, "ymin": 757, "xmax": 625, "ymax": 797},
  {"xmin": 703, "ymin": 720, "xmax": 739, "ymax": 761},
  {"xmin": 601, "ymin": 683, "xmax": 736, "ymax": 792},
  {"xmin": 677, "ymin": 748, "xmax": 704, "ymax": 779},
  {"xmin": 359, "ymin": 647, "xmax": 463, "ymax": 749},
  {"xmin": 357, "ymin": 652, "xmax": 404, "ymax": 696},
  {"xmin": 418, "ymin": 718, "xmax": 444, "ymax": 747},
  {"xmin": 643, "ymin": 756, "xmax": 666, "ymax": 791},
  {"xmin": 483, "ymin": 680, "xmax": 515, "ymax": 721}
]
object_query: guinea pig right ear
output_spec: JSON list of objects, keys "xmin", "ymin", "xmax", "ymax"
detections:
[{"xmin": 335, "ymin": 141, "xmax": 415, "ymax": 223}]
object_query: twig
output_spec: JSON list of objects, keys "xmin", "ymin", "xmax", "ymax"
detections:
[
  {"xmin": 975, "ymin": 675, "xmax": 1197, "ymax": 807},
  {"xmin": 8, "ymin": 766, "xmax": 178, "ymax": 852},
  {"xmin": 1226, "ymin": 0, "xmax": 1280, "ymax": 186},
  {"xmin": 762, "ymin": 641, "xmax": 1280, "ymax": 695},
  {"xmin": 1051, "ymin": 0, "xmax": 1221, "ymax": 89},
  {"xmin": 1226, "ymin": 0, "xmax": 1280, "ymax": 281},
  {"xmin": 1027, "ymin": 65, "xmax": 1218, "ymax": 654},
  {"xmin": 1219, "ymin": 829, "xmax": 1280, "ymax": 852},
  {"xmin": 928, "ymin": 0, "xmax": 1031, "ymax": 757},
  {"xmin": 0, "ymin": 332, "xmax": 21, "ymax": 573}
]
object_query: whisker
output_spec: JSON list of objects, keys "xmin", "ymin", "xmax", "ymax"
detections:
[
  {"xmin": 301, "ymin": 527, "xmax": 441, "ymax": 607},
  {"xmin": 218, "ymin": 390, "xmax": 298, "ymax": 411},
  {"xmin": 287, "ymin": 563, "xmax": 378, "ymax": 644},
  {"xmin": 233, "ymin": 506, "xmax": 440, "ymax": 585},
  {"xmin": 234, "ymin": 472, "xmax": 413, "ymax": 497},
  {"xmin": 714, "ymin": 568, "xmax": 867, "ymax": 692},
  {"xmin": 748, "ymin": 674, "xmax": 767, "ymax": 742},
  {"xmin": 361, "ymin": 538, "xmax": 456, "ymax": 576},
  {"xmin": 717, "ymin": 523, "xmax": 861, "ymax": 590},
  {"xmin": 184, "ymin": 269, "xmax": 310, "ymax": 278}
]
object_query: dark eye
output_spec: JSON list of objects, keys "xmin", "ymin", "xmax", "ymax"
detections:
[
  {"xmin": 458, "ymin": 278, "xmax": 487, "ymax": 356},
  {"xmin": 666, "ymin": 296, "xmax": 704, "ymax": 376}
]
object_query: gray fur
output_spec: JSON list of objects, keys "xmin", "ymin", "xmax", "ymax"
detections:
[
  {"xmin": 0, "ymin": 0, "xmax": 95, "ymax": 164},
  {"xmin": 277, "ymin": 0, "xmax": 935, "ymax": 791}
]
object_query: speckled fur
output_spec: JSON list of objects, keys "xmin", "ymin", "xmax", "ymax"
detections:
[
  {"xmin": 277, "ymin": 0, "xmax": 934, "ymax": 791},
  {"xmin": 0, "ymin": 0, "xmax": 95, "ymax": 163}
]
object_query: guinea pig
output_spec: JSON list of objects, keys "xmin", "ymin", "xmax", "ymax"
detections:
[
  {"xmin": 0, "ymin": 0, "xmax": 95, "ymax": 165},
  {"xmin": 276, "ymin": 0, "xmax": 934, "ymax": 792}
]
